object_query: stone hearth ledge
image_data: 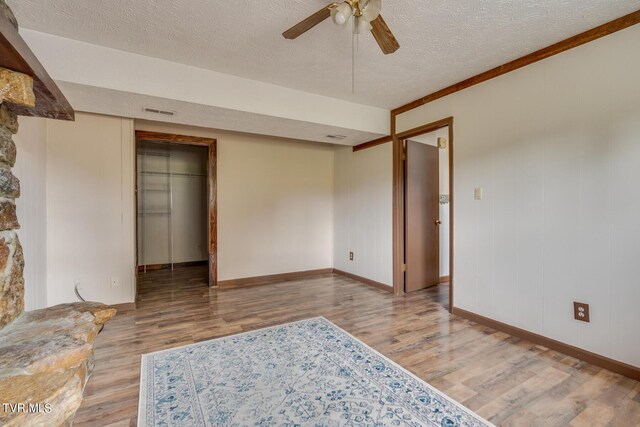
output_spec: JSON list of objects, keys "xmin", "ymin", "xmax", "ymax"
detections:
[{"xmin": 0, "ymin": 303, "xmax": 116, "ymax": 426}]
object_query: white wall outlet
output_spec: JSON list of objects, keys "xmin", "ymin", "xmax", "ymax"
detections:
[
  {"xmin": 474, "ymin": 187, "xmax": 483, "ymax": 200},
  {"xmin": 110, "ymin": 277, "xmax": 119, "ymax": 288}
]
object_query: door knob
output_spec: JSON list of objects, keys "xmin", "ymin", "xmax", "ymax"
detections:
[{"xmin": 435, "ymin": 219, "xmax": 442, "ymax": 226}]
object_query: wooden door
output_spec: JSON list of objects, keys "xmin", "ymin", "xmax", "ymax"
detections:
[{"xmin": 405, "ymin": 140, "xmax": 440, "ymax": 292}]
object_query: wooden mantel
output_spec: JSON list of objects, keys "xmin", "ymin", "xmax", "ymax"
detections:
[{"xmin": 0, "ymin": 5, "xmax": 74, "ymax": 121}]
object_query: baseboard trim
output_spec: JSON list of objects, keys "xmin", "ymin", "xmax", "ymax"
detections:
[
  {"xmin": 439, "ymin": 275, "xmax": 450, "ymax": 283},
  {"xmin": 452, "ymin": 307, "xmax": 640, "ymax": 381},
  {"xmin": 137, "ymin": 260, "xmax": 208, "ymax": 272},
  {"xmin": 217, "ymin": 268, "xmax": 334, "ymax": 288},
  {"xmin": 111, "ymin": 302, "xmax": 136, "ymax": 312},
  {"xmin": 332, "ymin": 269, "xmax": 394, "ymax": 293}
]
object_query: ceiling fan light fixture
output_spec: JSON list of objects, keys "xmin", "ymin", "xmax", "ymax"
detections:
[
  {"xmin": 362, "ymin": 0, "xmax": 382, "ymax": 22},
  {"xmin": 331, "ymin": 2, "xmax": 353, "ymax": 25},
  {"xmin": 282, "ymin": 0, "xmax": 399, "ymax": 55}
]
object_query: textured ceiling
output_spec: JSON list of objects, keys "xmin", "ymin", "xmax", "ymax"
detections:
[{"xmin": 8, "ymin": 0, "xmax": 639, "ymax": 109}]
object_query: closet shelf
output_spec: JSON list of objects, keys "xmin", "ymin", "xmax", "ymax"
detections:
[
  {"xmin": 140, "ymin": 171, "xmax": 206, "ymax": 177},
  {"xmin": 138, "ymin": 211, "xmax": 171, "ymax": 216}
]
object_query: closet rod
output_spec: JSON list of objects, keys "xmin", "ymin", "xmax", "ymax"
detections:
[{"xmin": 140, "ymin": 151, "xmax": 170, "ymax": 157}]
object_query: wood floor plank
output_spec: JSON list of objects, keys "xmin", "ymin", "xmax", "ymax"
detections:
[{"xmin": 72, "ymin": 266, "xmax": 640, "ymax": 426}]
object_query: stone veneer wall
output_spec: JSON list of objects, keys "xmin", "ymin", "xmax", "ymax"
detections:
[
  {"xmin": 0, "ymin": 101, "xmax": 24, "ymax": 327},
  {"xmin": 0, "ymin": 0, "xmax": 25, "ymax": 328},
  {"xmin": 0, "ymin": 0, "xmax": 24, "ymax": 329}
]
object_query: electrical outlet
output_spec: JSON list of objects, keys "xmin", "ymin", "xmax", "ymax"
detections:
[
  {"xmin": 349, "ymin": 252, "xmax": 354, "ymax": 261},
  {"xmin": 574, "ymin": 302, "xmax": 590, "ymax": 322},
  {"xmin": 110, "ymin": 277, "xmax": 119, "ymax": 288}
]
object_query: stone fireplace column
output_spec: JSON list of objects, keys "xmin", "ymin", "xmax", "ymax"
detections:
[
  {"xmin": 0, "ymin": 4, "xmax": 117, "ymax": 426},
  {"xmin": 0, "ymin": 69, "xmax": 32, "ymax": 327}
]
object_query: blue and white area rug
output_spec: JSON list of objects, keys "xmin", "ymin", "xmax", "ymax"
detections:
[{"xmin": 138, "ymin": 317, "xmax": 492, "ymax": 426}]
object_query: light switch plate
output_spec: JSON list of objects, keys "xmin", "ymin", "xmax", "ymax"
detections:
[{"xmin": 474, "ymin": 187, "xmax": 483, "ymax": 200}]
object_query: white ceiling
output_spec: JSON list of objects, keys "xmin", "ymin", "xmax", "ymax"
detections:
[{"xmin": 8, "ymin": 0, "xmax": 638, "ymax": 110}]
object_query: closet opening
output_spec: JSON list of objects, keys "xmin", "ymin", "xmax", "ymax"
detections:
[{"xmin": 135, "ymin": 131, "xmax": 217, "ymax": 294}]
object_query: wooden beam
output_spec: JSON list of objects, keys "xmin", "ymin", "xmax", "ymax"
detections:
[
  {"xmin": 352, "ymin": 135, "xmax": 392, "ymax": 152},
  {"xmin": 0, "ymin": 8, "xmax": 74, "ymax": 120},
  {"xmin": 392, "ymin": 10, "xmax": 640, "ymax": 116}
]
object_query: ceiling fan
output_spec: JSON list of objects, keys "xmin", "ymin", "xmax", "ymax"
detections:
[{"xmin": 283, "ymin": 0, "xmax": 399, "ymax": 54}]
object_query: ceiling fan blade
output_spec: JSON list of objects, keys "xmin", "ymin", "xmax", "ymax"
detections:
[
  {"xmin": 283, "ymin": 4, "xmax": 336, "ymax": 39},
  {"xmin": 370, "ymin": 15, "xmax": 400, "ymax": 54}
]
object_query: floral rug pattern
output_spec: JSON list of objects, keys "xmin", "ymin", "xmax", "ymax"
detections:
[{"xmin": 139, "ymin": 317, "xmax": 492, "ymax": 426}]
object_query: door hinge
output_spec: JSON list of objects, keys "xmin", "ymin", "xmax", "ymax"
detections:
[{"xmin": 402, "ymin": 263, "xmax": 407, "ymax": 272}]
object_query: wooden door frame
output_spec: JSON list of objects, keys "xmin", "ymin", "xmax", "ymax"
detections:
[
  {"xmin": 391, "ymin": 116, "xmax": 454, "ymax": 312},
  {"xmin": 134, "ymin": 130, "xmax": 218, "ymax": 289}
]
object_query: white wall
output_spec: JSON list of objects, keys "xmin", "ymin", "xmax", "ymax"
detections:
[
  {"xmin": 46, "ymin": 113, "xmax": 136, "ymax": 305},
  {"xmin": 26, "ymin": 112, "xmax": 334, "ymax": 306},
  {"xmin": 408, "ymin": 127, "xmax": 450, "ymax": 277},
  {"xmin": 137, "ymin": 143, "xmax": 208, "ymax": 265},
  {"xmin": 13, "ymin": 116, "xmax": 48, "ymax": 310},
  {"xmin": 135, "ymin": 121, "xmax": 334, "ymax": 281},
  {"xmin": 333, "ymin": 144, "xmax": 393, "ymax": 286},
  {"xmin": 396, "ymin": 25, "xmax": 640, "ymax": 367}
]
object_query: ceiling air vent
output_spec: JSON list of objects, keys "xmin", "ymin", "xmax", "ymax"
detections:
[
  {"xmin": 326, "ymin": 134, "xmax": 347, "ymax": 140},
  {"xmin": 143, "ymin": 107, "xmax": 176, "ymax": 116}
]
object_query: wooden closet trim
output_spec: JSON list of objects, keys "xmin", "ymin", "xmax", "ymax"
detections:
[{"xmin": 135, "ymin": 130, "xmax": 218, "ymax": 288}]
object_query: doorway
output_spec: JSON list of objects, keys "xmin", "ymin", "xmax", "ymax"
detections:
[
  {"xmin": 135, "ymin": 131, "xmax": 217, "ymax": 294},
  {"xmin": 397, "ymin": 121, "xmax": 452, "ymax": 301}
]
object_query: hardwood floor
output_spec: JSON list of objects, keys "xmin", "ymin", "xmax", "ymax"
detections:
[{"xmin": 74, "ymin": 266, "xmax": 640, "ymax": 426}]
